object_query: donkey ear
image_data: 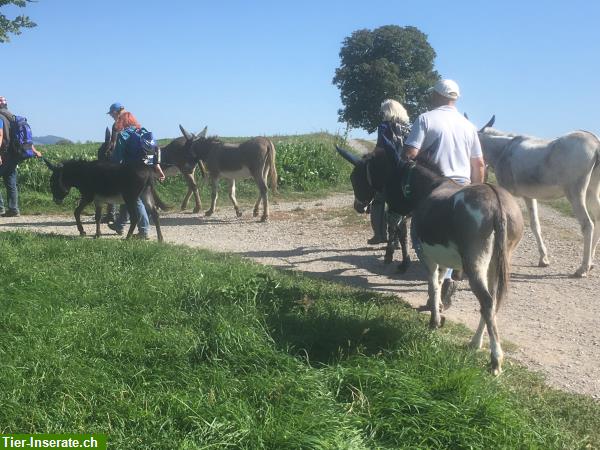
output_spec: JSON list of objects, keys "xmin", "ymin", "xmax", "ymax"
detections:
[
  {"xmin": 336, "ymin": 145, "xmax": 361, "ymax": 166},
  {"xmin": 479, "ymin": 115, "xmax": 496, "ymax": 132},
  {"xmin": 42, "ymin": 157, "xmax": 60, "ymax": 172},
  {"xmin": 195, "ymin": 126, "xmax": 208, "ymax": 140},
  {"xmin": 104, "ymin": 127, "xmax": 111, "ymax": 143},
  {"xmin": 179, "ymin": 124, "xmax": 194, "ymax": 141}
]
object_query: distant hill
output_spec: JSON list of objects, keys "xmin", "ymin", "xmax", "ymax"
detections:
[{"xmin": 33, "ymin": 135, "xmax": 73, "ymax": 145}]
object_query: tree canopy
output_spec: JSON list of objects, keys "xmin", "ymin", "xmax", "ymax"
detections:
[
  {"xmin": 1, "ymin": 0, "xmax": 36, "ymax": 43},
  {"xmin": 333, "ymin": 25, "xmax": 439, "ymax": 133}
]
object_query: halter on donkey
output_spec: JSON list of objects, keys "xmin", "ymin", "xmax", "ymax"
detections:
[{"xmin": 338, "ymin": 137, "xmax": 524, "ymax": 374}]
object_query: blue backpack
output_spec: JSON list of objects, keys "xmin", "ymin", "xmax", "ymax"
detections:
[
  {"xmin": 114, "ymin": 126, "xmax": 159, "ymax": 165},
  {"xmin": 0, "ymin": 113, "xmax": 36, "ymax": 160}
]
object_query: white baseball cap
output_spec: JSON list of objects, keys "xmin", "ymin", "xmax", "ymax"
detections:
[{"xmin": 432, "ymin": 79, "xmax": 460, "ymax": 99}]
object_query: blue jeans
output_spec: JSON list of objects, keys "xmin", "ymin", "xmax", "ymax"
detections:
[
  {"xmin": 114, "ymin": 198, "xmax": 149, "ymax": 236},
  {"xmin": 0, "ymin": 159, "xmax": 19, "ymax": 213}
]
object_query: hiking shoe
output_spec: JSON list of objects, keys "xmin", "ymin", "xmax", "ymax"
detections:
[
  {"xmin": 441, "ymin": 279, "xmax": 457, "ymax": 310},
  {"xmin": 107, "ymin": 222, "xmax": 124, "ymax": 236},
  {"xmin": 2, "ymin": 210, "xmax": 20, "ymax": 217},
  {"xmin": 132, "ymin": 233, "xmax": 150, "ymax": 240},
  {"xmin": 367, "ymin": 236, "xmax": 387, "ymax": 245}
]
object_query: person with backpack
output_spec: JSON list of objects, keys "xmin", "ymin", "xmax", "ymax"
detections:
[
  {"xmin": 97, "ymin": 102, "xmax": 143, "ymax": 223},
  {"xmin": 0, "ymin": 96, "xmax": 42, "ymax": 217},
  {"xmin": 105, "ymin": 102, "xmax": 165, "ymax": 239},
  {"xmin": 367, "ymin": 99, "xmax": 410, "ymax": 245}
]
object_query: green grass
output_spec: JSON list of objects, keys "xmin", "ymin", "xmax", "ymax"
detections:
[
  {"xmin": 16, "ymin": 133, "xmax": 353, "ymax": 215},
  {"xmin": 1, "ymin": 232, "xmax": 598, "ymax": 449}
]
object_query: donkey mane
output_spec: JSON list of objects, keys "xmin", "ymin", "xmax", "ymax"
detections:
[
  {"xmin": 482, "ymin": 127, "xmax": 520, "ymax": 138},
  {"xmin": 414, "ymin": 155, "xmax": 444, "ymax": 177}
]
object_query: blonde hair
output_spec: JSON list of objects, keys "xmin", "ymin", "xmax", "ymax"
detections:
[{"xmin": 380, "ymin": 99, "xmax": 409, "ymax": 124}]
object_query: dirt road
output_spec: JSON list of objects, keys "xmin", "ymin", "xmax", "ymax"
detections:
[{"xmin": 2, "ymin": 194, "xmax": 598, "ymax": 399}]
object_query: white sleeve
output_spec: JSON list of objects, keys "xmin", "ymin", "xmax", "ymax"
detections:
[
  {"xmin": 470, "ymin": 130, "xmax": 483, "ymax": 159},
  {"xmin": 404, "ymin": 115, "xmax": 427, "ymax": 150}
]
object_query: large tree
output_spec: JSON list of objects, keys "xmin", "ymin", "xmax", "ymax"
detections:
[
  {"xmin": 1, "ymin": 0, "xmax": 36, "ymax": 43},
  {"xmin": 333, "ymin": 25, "xmax": 439, "ymax": 133}
]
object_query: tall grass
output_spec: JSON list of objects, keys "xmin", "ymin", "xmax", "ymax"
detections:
[
  {"xmin": 0, "ymin": 232, "xmax": 598, "ymax": 448},
  {"xmin": 15, "ymin": 133, "xmax": 352, "ymax": 214}
]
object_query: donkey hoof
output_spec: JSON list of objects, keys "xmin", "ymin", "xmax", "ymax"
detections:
[
  {"xmin": 538, "ymin": 260, "xmax": 550, "ymax": 268},
  {"xmin": 260, "ymin": 215, "xmax": 268, "ymax": 222},
  {"xmin": 428, "ymin": 315, "xmax": 444, "ymax": 329},
  {"xmin": 383, "ymin": 255, "xmax": 393, "ymax": 264},
  {"xmin": 236, "ymin": 210, "xmax": 243, "ymax": 218},
  {"xmin": 253, "ymin": 210, "xmax": 259, "ymax": 217},
  {"xmin": 79, "ymin": 231, "xmax": 87, "ymax": 236},
  {"xmin": 570, "ymin": 269, "xmax": 588, "ymax": 278},
  {"xmin": 94, "ymin": 234, "xmax": 101, "ymax": 239},
  {"xmin": 204, "ymin": 210, "xmax": 214, "ymax": 217},
  {"xmin": 192, "ymin": 207, "xmax": 201, "ymax": 214},
  {"xmin": 397, "ymin": 261, "xmax": 410, "ymax": 274}
]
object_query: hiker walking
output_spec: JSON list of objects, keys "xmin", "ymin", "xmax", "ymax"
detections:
[
  {"xmin": 106, "ymin": 102, "xmax": 165, "ymax": 239},
  {"xmin": 0, "ymin": 96, "xmax": 42, "ymax": 217}
]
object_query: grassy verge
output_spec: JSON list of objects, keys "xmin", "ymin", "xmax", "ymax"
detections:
[
  {"xmin": 15, "ymin": 132, "xmax": 353, "ymax": 215},
  {"xmin": 0, "ymin": 232, "xmax": 598, "ymax": 448}
]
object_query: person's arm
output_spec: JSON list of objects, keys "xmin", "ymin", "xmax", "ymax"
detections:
[
  {"xmin": 469, "ymin": 131, "xmax": 485, "ymax": 183},
  {"xmin": 470, "ymin": 156, "xmax": 485, "ymax": 184},
  {"xmin": 403, "ymin": 115, "xmax": 425, "ymax": 161},
  {"xmin": 154, "ymin": 164, "xmax": 165, "ymax": 181},
  {"xmin": 0, "ymin": 127, "xmax": 3, "ymax": 165}
]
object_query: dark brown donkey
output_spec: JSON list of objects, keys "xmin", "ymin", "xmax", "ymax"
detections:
[
  {"xmin": 338, "ymin": 138, "xmax": 524, "ymax": 375},
  {"xmin": 159, "ymin": 126, "xmax": 208, "ymax": 213},
  {"xmin": 179, "ymin": 126, "xmax": 278, "ymax": 221}
]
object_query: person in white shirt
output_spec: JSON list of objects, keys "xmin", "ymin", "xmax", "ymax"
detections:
[
  {"xmin": 403, "ymin": 79, "xmax": 486, "ymax": 308},
  {"xmin": 404, "ymin": 79, "xmax": 484, "ymax": 183}
]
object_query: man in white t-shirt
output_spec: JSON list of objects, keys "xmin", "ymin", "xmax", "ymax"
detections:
[
  {"xmin": 404, "ymin": 79, "xmax": 485, "ymax": 184},
  {"xmin": 403, "ymin": 79, "xmax": 485, "ymax": 308}
]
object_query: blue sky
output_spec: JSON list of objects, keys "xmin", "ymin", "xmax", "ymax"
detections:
[{"xmin": 1, "ymin": 0, "xmax": 599, "ymax": 142}]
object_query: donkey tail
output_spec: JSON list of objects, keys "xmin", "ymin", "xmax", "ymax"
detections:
[
  {"xmin": 266, "ymin": 138, "xmax": 278, "ymax": 193},
  {"xmin": 151, "ymin": 182, "xmax": 173, "ymax": 211},
  {"xmin": 487, "ymin": 183, "xmax": 510, "ymax": 310}
]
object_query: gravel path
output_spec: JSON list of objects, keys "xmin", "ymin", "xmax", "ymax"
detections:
[{"xmin": 1, "ymin": 193, "xmax": 598, "ymax": 399}]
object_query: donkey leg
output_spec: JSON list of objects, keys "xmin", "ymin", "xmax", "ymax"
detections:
[
  {"xmin": 524, "ymin": 198, "xmax": 550, "ymax": 267},
  {"xmin": 205, "ymin": 178, "xmax": 218, "ymax": 217},
  {"xmin": 586, "ymin": 166, "xmax": 600, "ymax": 260},
  {"xmin": 150, "ymin": 208, "xmax": 163, "ymax": 242},
  {"xmin": 397, "ymin": 218, "xmax": 411, "ymax": 273},
  {"xmin": 183, "ymin": 172, "xmax": 202, "ymax": 214},
  {"xmin": 426, "ymin": 265, "xmax": 444, "ymax": 328},
  {"xmin": 467, "ymin": 266, "xmax": 503, "ymax": 374},
  {"xmin": 181, "ymin": 188, "xmax": 193, "ymax": 211},
  {"xmin": 253, "ymin": 194, "xmax": 261, "ymax": 217},
  {"xmin": 567, "ymin": 174, "xmax": 595, "ymax": 277},
  {"xmin": 257, "ymin": 177, "xmax": 269, "ymax": 222},
  {"xmin": 94, "ymin": 202, "xmax": 102, "ymax": 238},
  {"xmin": 228, "ymin": 179, "xmax": 242, "ymax": 217},
  {"xmin": 124, "ymin": 199, "xmax": 139, "ymax": 239},
  {"xmin": 74, "ymin": 199, "xmax": 92, "ymax": 236}
]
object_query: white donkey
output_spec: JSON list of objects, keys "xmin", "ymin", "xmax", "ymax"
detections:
[{"xmin": 478, "ymin": 117, "xmax": 600, "ymax": 277}]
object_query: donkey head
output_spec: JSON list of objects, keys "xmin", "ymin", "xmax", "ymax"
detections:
[
  {"xmin": 179, "ymin": 125, "xmax": 210, "ymax": 159},
  {"xmin": 336, "ymin": 146, "xmax": 379, "ymax": 213},
  {"xmin": 43, "ymin": 158, "xmax": 69, "ymax": 204}
]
